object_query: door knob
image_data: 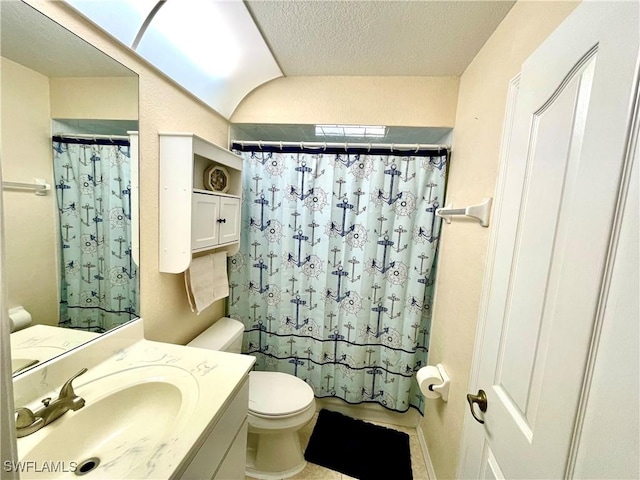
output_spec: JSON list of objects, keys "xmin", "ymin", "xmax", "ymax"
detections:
[
  {"xmin": 466, "ymin": 389, "xmax": 487, "ymax": 424},
  {"xmin": 217, "ymin": 218, "xmax": 226, "ymax": 224}
]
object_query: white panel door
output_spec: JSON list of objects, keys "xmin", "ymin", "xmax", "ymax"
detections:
[{"xmin": 460, "ymin": 2, "xmax": 639, "ymax": 479}]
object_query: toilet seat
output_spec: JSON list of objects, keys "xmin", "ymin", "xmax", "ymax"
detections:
[{"xmin": 248, "ymin": 371, "xmax": 315, "ymax": 418}]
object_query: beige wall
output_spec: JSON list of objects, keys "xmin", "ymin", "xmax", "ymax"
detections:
[
  {"xmin": 232, "ymin": 76, "xmax": 459, "ymax": 127},
  {"xmin": 50, "ymin": 77, "xmax": 138, "ymax": 120},
  {"xmin": 23, "ymin": 0, "xmax": 230, "ymax": 344},
  {"xmin": 422, "ymin": 2, "xmax": 579, "ymax": 478},
  {"xmin": 1, "ymin": 58, "xmax": 59, "ymax": 327}
]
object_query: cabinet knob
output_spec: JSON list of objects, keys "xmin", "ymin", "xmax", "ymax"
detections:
[{"xmin": 217, "ymin": 218, "xmax": 227, "ymax": 224}]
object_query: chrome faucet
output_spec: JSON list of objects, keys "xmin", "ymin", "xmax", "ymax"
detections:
[{"xmin": 15, "ymin": 368, "xmax": 88, "ymax": 438}]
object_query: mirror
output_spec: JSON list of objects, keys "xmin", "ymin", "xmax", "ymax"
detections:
[{"xmin": 1, "ymin": 1, "xmax": 140, "ymax": 376}]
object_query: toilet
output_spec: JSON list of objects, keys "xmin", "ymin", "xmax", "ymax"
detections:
[{"xmin": 188, "ymin": 317, "xmax": 316, "ymax": 479}]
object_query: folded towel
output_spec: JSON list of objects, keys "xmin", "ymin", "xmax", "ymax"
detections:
[{"xmin": 185, "ymin": 252, "xmax": 229, "ymax": 314}]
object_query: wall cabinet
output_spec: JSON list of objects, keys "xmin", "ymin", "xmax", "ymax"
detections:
[
  {"xmin": 191, "ymin": 192, "xmax": 240, "ymax": 250},
  {"xmin": 159, "ymin": 133, "xmax": 243, "ymax": 273}
]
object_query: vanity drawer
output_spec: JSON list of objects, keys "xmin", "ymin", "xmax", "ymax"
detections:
[{"xmin": 181, "ymin": 376, "xmax": 249, "ymax": 480}]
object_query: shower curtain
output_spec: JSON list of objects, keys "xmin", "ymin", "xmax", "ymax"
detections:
[
  {"xmin": 229, "ymin": 144, "xmax": 448, "ymax": 413},
  {"xmin": 52, "ymin": 136, "xmax": 139, "ymax": 332}
]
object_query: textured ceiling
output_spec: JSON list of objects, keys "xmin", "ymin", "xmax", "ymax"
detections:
[
  {"xmin": 245, "ymin": 0, "xmax": 516, "ymax": 76},
  {"xmin": 0, "ymin": 1, "xmax": 135, "ymax": 78}
]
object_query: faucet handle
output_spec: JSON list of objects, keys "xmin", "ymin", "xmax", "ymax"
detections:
[
  {"xmin": 59, "ymin": 367, "xmax": 88, "ymax": 398},
  {"xmin": 15, "ymin": 408, "xmax": 45, "ymax": 438}
]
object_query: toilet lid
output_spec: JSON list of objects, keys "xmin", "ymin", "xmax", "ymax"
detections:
[{"xmin": 249, "ymin": 371, "xmax": 315, "ymax": 416}]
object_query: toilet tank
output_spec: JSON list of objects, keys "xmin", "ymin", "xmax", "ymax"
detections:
[{"xmin": 187, "ymin": 317, "xmax": 244, "ymax": 353}]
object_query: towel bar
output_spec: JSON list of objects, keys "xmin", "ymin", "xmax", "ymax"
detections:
[{"xmin": 436, "ymin": 197, "xmax": 492, "ymax": 227}]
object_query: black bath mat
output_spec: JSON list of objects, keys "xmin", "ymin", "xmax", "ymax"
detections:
[{"xmin": 304, "ymin": 409, "xmax": 413, "ymax": 480}]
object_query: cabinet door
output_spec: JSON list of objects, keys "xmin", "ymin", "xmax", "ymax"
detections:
[
  {"xmin": 218, "ymin": 197, "xmax": 240, "ymax": 244},
  {"xmin": 192, "ymin": 193, "xmax": 220, "ymax": 250},
  {"xmin": 213, "ymin": 420, "xmax": 248, "ymax": 480},
  {"xmin": 180, "ymin": 379, "xmax": 249, "ymax": 480}
]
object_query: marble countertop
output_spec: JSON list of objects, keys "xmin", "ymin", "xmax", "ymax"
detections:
[
  {"xmin": 11, "ymin": 325, "xmax": 100, "ymax": 375},
  {"xmin": 13, "ymin": 321, "xmax": 255, "ymax": 479},
  {"xmin": 11, "ymin": 325, "xmax": 100, "ymax": 350}
]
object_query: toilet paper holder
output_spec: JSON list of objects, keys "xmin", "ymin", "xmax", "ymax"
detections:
[
  {"xmin": 429, "ymin": 364, "xmax": 450, "ymax": 401},
  {"xmin": 418, "ymin": 363, "xmax": 450, "ymax": 402},
  {"xmin": 9, "ymin": 306, "xmax": 32, "ymax": 332},
  {"xmin": 430, "ymin": 364, "xmax": 450, "ymax": 401}
]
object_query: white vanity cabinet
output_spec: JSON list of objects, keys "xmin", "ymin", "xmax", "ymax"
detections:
[
  {"xmin": 181, "ymin": 377, "xmax": 249, "ymax": 480},
  {"xmin": 159, "ymin": 133, "xmax": 243, "ymax": 273}
]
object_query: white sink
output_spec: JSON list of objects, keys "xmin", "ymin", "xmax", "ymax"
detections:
[{"xmin": 17, "ymin": 365, "xmax": 199, "ymax": 479}]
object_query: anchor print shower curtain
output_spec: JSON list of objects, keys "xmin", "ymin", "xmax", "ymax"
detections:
[
  {"xmin": 53, "ymin": 137, "xmax": 139, "ymax": 332},
  {"xmin": 229, "ymin": 146, "xmax": 447, "ymax": 413}
]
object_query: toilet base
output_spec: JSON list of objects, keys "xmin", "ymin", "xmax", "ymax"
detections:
[{"xmin": 245, "ymin": 430, "xmax": 307, "ymax": 480}]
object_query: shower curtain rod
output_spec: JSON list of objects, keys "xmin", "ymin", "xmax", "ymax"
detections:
[
  {"xmin": 231, "ymin": 139, "xmax": 450, "ymax": 152},
  {"xmin": 53, "ymin": 133, "xmax": 130, "ymax": 141}
]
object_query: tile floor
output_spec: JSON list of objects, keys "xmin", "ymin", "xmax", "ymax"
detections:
[{"xmin": 246, "ymin": 412, "xmax": 429, "ymax": 480}]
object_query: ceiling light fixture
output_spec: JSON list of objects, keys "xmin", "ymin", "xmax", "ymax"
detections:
[{"xmin": 315, "ymin": 124, "xmax": 387, "ymax": 138}]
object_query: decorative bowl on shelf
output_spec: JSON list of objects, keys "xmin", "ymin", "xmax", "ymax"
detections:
[{"xmin": 204, "ymin": 165, "xmax": 230, "ymax": 193}]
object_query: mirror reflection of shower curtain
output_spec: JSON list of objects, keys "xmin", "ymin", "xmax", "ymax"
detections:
[{"xmin": 52, "ymin": 136, "xmax": 139, "ymax": 332}]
